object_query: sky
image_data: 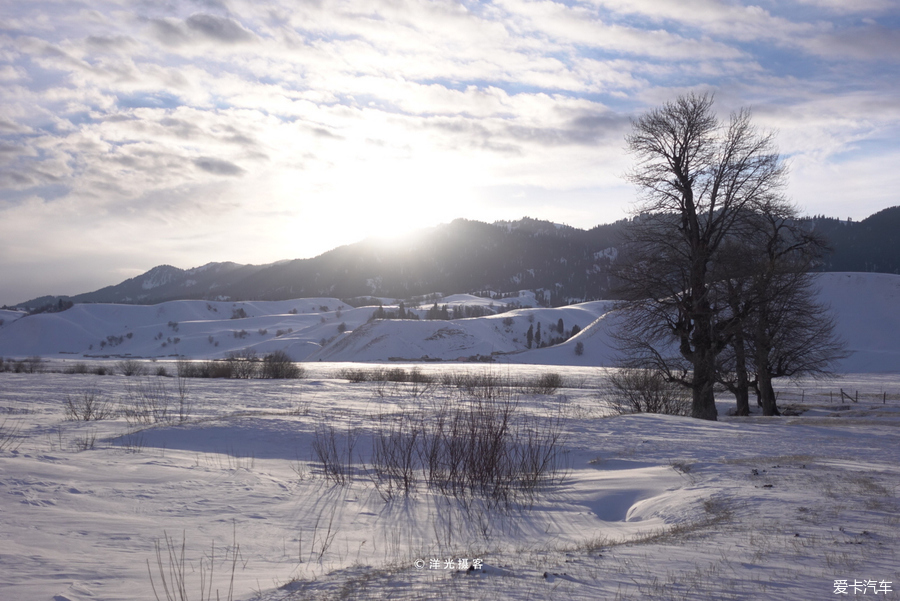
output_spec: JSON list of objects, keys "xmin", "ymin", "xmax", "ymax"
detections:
[{"xmin": 1, "ymin": 0, "xmax": 899, "ymax": 306}]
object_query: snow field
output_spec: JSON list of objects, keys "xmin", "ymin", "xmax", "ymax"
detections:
[
  {"xmin": 2, "ymin": 273, "xmax": 899, "ymax": 373},
  {"xmin": 0, "ymin": 365, "xmax": 899, "ymax": 600}
]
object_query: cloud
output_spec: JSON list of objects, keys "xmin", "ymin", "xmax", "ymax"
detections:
[
  {"xmin": 792, "ymin": 0, "xmax": 897, "ymax": 13},
  {"xmin": 804, "ymin": 24, "xmax": 900, "ymax": 60},
  {"xmin": 185, "ymin": 13, "xmax": 256, "ymax": 43},
  {"xmin": 149, "ymin": 13, "xmax": 256, "ymax": 47},
  {"xmin": 84, "ymin": 35, "xmax": 138, "ymax": 53},
  {"xmin": 193, "ymin": 156, "xmax": 245, "ymax": 176},
  {"xmin": 0, "ymin": 0, "xmax": 898, "ymax": 304}
]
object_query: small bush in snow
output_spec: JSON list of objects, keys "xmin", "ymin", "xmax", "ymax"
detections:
[
  {"xmin": 0, "ymin": 415, "xmax": 22, "ymax": 451},
  {"xmin": 603, "ymin": 369, "xmax": 691, "ymax": 416},
  {"xmin": 16, "ymin": 356, "xmax": 44, "ymax": 374},
  {"xmin": 226, "ymin": 349, "xmax": 259, "ymax": 379},
  {"xmin": 370, "ymin": 395, "xmax": 568, "ymax": 507},
  {"xmin": 148, "ymin": 530, "xmax": 241, "ymax": 601},
  {"xmin": 122, "ymin": 379, "xmax": 171, "ymax": 425},
  {"xmin": 312, "ymin": 421, "xmax": 359, "ymax": 485},
  {"xmin": 64, "ymin": 389, "xmax": 115, "ymax": 421},
  {"xmin": 338, "ymin": 368, "xmax": 370, "ymax": 383},
  {"xmin": 261, "ymin": 350, "xmax": 304, "ymax": 379},
  {"xmin": 116, "ymin": 359, "xmax": 147, "ymax": 377},
  {"xmin": 526, "ymin": 372, "xmax": 564, "ymax": 395},
  {"xmin": 121, "ymin": 377, "xmax": 190, "ymax": 424}
]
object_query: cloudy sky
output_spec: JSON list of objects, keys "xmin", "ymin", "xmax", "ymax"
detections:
[{"xmin": 1, "ymin": 0, "xmax": 899, "ymax": 305}]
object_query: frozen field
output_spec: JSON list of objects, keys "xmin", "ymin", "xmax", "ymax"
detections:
[{"xmin": 1, "ymin": 363, "xmax": 899, "ymax": 600}]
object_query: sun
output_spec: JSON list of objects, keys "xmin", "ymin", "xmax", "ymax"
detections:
[{"xmin": 270, "ymin": 155, "xmax": 482, "ymax": 259}]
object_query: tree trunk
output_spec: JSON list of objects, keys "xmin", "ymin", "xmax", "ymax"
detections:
[
  {"xmin": 691, "ymin": 346, "xmax": 718, "ymax": 420},
  {"xmin": 731, "ymin": 329, "xmax": 751, "ymax": 416},
  {"xmin": 734, "ymin": 384, "xmax": 750, "ymax": 416},
  {"xmin": 754, "ymin": 302, "xmax": 780, "ymax": 416},
  {"xmin": 758, "ymin": 370, "xmax": 780, "ymax": 416}
]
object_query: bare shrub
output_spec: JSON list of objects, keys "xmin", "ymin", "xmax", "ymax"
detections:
[
  {"xmin": 117, "ymin": 359, "xmax": 147, "ymax": 377},
  {"xmin": 122, "ymin": 380, "xmax": 172, "ymax": 425},
  {"xmin": 226, "ymin": 349, "xmax": 259, "ymax": 379},
  {"xmin": 174, "ymin": 376, "xmax": 191, "ymax": 423},
  {"xmin": 15, "ymin": 356, "xmax": 44, "ymax": 373},
  {"xmin": 261, "ymin": 350, "xmax": 304, "ymax": 379},
  {"xmin": 64, "ymin": 389, "xmax": 116, "ymax": 421},
  {"xmin": 368, "ymin": 394, "xmax": 568, "ymax": 509},
  {"xmin": 371, "ymin": 412, "xmax": 422, "ymax": 498},
  {"xmin": 147, "ymin": 530, "xmax": 241, "ymax": 601},
  {"xmin": 64, "ymin": 362, "xmax": 90, "ymax": 374},
  {"xmin": 199, "ymin": 361, "xmax": 235, "ymax": 379},
  {"xmin": 603, "ymin": 369, "xmax": 691, "ymax": 415},
  {"xmin": 384, "ymin": 367, "xmax": 407, "ymax": 382},
  {"xmin": 337, "ymin": 368, "xmax": 370, "ymax": 383},
  {"xmin": 450, "ymin": 370, "xmax": 507, "ymax": 400},
  {"xmin": 311, "ymin": 421, "xmax": 359, "ymax": 485},
  {"xmin": 0, "ymin": 415, "xmax": 23, "ymax": 451},
  {"xmin": 176, "ymin": 360, "xmax": 197, "ymax": 378},
  {"xmin": 72, "ymin": 430, "xmax": 98, "ymax": 451},
  {"xmin": 526, "ymin": 372, "xmax": 564, "ymax": 395}
]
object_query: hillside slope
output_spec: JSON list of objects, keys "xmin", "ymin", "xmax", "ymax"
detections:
[{"xmin": 0, "ymin": 273, "xmax": 897, "ymax": 372}]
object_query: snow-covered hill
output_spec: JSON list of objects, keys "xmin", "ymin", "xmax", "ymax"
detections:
[
  {"xmin": 308, "ymin": 301, "xmax": 614, "ymax": 362},
  {"xmin": 507, "ymin": 272, "xmax": 900, "ymax": 373},
  {"xmin": 0, "ymin": 273, "xmax": 897, "ymax": 372}
]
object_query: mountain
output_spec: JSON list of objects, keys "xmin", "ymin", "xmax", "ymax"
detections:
[
  {"xmin": 12, "ymin": 208, "xmax": 900, "ymax": 310},
  {"xmin": 808, "ymin": 206, "xmax": 900, "ymax": 274},
  {"xmin": 68, "ymin": 262, "xmax": 267, "ymax": 305},
  {"xmin": 14, "ymin": 217, "xmax": 627, "ymax": 309}
]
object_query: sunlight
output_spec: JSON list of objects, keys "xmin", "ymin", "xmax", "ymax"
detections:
[{"xmin": 272, "ymin": 151, "xmax": 487, "ymax": 256}]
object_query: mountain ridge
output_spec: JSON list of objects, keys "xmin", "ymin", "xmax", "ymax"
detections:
[{"xmin": 11, "ymin": 209, "xmax": 900, "ymax": 310}]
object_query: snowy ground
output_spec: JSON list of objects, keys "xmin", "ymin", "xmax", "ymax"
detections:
[
  {"xmin": 2, "ymin": 273, "xmax": 899, "ymax": 372},
  {"xmin": 1, "ymin": 363, "xmax": 898, "ymax": 601}
]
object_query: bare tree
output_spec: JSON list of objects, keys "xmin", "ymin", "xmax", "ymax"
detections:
[
  {"xmin": 721, "ymin": 204, "xmax": 847, "ymax": 415},
  {"xmin": 615, "ymin": 93, "xmax": 786, "ymax": 420}
]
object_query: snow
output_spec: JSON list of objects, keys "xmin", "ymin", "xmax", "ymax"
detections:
[
  {"xmin": 1, "ymin": 273, "xmax": 896, "ymax": 374},
  {"xmin": 0, "ymin": 366, "xmax": 898, "ymax": 600},
  {"xmin": 1, "ymin": 271, "xmax": 898, "ymax": 600},
  {"xmin": 0, "ymin": 309, "xmax": 26, "ymax": 324}
]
